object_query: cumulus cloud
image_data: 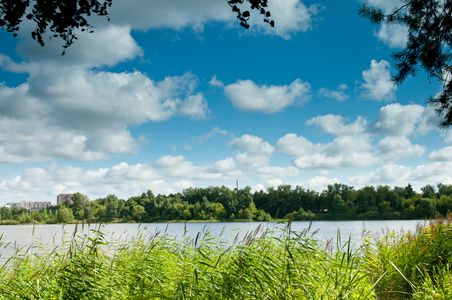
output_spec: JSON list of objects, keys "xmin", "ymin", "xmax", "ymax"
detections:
[
  {"xmin": 258, "ymin": 0, "xmax": 322, "ymax": 39},
  {"xmin": 197, "ymin": 127, "xmax": 230, "ymax": 144},
  {"xmin": 276, "ymin": 133, "xmax": 315, "ymax": 157},
  {"xmin": 257, "ymin": 166, "xmax": 300, "ymax": 179},
  {"xmin": 0, "ymin": 67, "xmax": 209, "ymax": 162},
  {"xmin": 0, "ymin": 156, "xmax": 244, "ymax": 202},
  {"xmin": 360, "ymin": 59, "xmax": 396, "ymax": 101},
  {"xmin": 375, "ymin": 23, "xmax": 408, "ymax": 48},
  {"xmin": 428, "ymin": 146, "xmax": 452, "ymax": 162},
  {"xmin": 209, "ymin": 75, "xmax": 225, "ymax": 88},
  {"xmin": 276, "ymin": 116, "xmax": 377, "ymax": 170},
  {"xmin": 376, "ymin": 137, "xmax": 425, "ymax": 161},
  {"xmin": 106, "ymin": 0, "xmax": 321, "ymax": 39},
  {"xmin": 349, "ymin": 164, "xmax": 412, "ymax": 186},
  {"xmin": 15, "ymin": 25, "xmax": 142, "ymax": 68},
  {"xmin": 371, "ymin": 103, "xmax": 434, "ymax": 137},
  {"xmin": 444, "ymin": 130, "xmax": 452, "ymax": 144},
  {"xmin": 318, "ymin": 84, "xmax": 349, "ymax": 101},
  {"xmin": 302, "ymin": 176, "xmax": 339, "ymax": 191},
  {"xmin": 364, "ymin": 0, "xmax": 408, "ymax": 49},
  {"xmin": 229, "ymin": 134, "xmax": 275, "ymax": 169},
  {"xmin": 350, "ymin": 162, "xmax": 452, "ymax": 190},
  {"xmin": 277, "ymin": 104, "xmax": 435, "ymax": 171},
  {"xmin": 153, "ymin": 155, "xmax": 220, "ymax": 179},
  {"xmin": 106, "ymin": 0, "xmax": 232, "ymax": 31},
  {"xmin": 224, "ymin": 79, "xmax": 311, "ymax": 113},
  {"xmin": 307, "ymin": 114, "xmax": 367, "ymax": 135},
  {"xmin": 277, "ymin": 132, "xmax": 376, "ymax": 170},
  {"xmin": 365, "ymin": 0, "xmax": 404, "ymax": 12}
]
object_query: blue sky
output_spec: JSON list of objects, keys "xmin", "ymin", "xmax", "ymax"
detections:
[{"xmin": 0, "ymin": 0, "xmax": 451, "ymax": 205}]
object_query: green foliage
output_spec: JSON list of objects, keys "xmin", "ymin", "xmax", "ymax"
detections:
[
  {"xmin": 2, "ymin": 219, "xmax": 452, "ymax": 299},
  {"xmin": 3, "ymin": 182, "xmax": 452, "ymax": 225},
  {"xmin": 0, "ymin": 223, "xmax": 376, "ymax": 299},
  {"xmin": 57, "ymin": 206, "xmax": 74, "ymax": 223},
  {"xmin": 364, "ymin": 218, "xmax": 452, "ymax": 299}
]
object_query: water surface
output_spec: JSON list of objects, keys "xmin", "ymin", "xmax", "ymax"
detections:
[{"xmin": 0, "ymin": 220, "xmax": 426, "ymax": 263}]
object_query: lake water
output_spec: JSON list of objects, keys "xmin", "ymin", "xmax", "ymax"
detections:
[{"xmin": 0, "ymin": 220, "xmax": 427, "ymax": 264}]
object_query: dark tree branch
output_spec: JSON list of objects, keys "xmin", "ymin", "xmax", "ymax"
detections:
[{"xmin": 359, "ymin": 0, "xmax": 452, "ymax": 127}]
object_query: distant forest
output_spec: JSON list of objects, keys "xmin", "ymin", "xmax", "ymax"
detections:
[{"xmin": 1, "ymin": 183, "xmax": 452, "ymax": 224}]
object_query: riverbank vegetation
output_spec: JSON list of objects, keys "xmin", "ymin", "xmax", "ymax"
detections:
[
  {"xmin": 0, "ymin": 218, "xmax": 451, "ymax": 299},
  {"xmin": 1, "ymin": 183, "xmax": 452, "ymax": 224}
]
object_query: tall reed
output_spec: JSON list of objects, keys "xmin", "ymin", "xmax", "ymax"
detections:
[
  {"xmin": 363, "ymin": 216, "xmax": 452, "ymax": 299},
  {"xmin": 0, "ymin": 219, "xmax": 451, "ymax": 299}
]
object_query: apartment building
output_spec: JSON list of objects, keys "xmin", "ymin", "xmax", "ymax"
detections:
[{"xmin": 57, "ymin": 193, "xmax": 74, "ymax": 205}]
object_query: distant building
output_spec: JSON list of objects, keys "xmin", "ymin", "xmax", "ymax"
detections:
[
  {"xmin": 57, "ymin": 193, "xmax": 74, "ymax": 205},
  {"xmin": 6, "ymin": 201, "xmax": 52, "ymax": 211}
]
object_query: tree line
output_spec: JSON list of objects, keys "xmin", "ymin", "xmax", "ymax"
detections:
[{"xmin": 1, "ymin": 183, "xmax": 452, "ymax": 224}]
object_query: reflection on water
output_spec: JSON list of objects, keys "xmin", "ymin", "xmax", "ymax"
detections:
[{"xmin": 0, "ymin": 220, "xmax": 426, "ymax": 264}]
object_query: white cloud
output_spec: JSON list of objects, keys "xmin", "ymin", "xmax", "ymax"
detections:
[
  {"xmin": 0, "ymin": 67, "xmax": 208, "ymax": 162},
  {"xmin": 276, "ymin": 133, "xmax": 315, "ymax": 156},
  {"xmin": 16, "ymin": 25, "xmax": 142, "ymax": 68},
  {"xmin": 277, "ymin": 105, "xmax": 434, "ymax": 171},
  {"xmin": 106, "ymin": 0, "xmax": 233, "ymax": 31},
  {"xmin": 372, "ymin": 103, "xmax": 429, "ymax": 136},
  {"xmin": 229, "ymin": 134, "xmax": 275, "ymax": 169},
  {"xmin": 209, "ymin": 75, "xmax": 224, "ymax": 88},
  {"xmin": 293, "ymin": 150, "xmax": 376, "ymax": 169},
  {"xmin": 365, "ymin": 0, "xmax": 404, "ymax": 13},
  {"xmin": 444, "ymin": 130, "xmax": 452, "ymax": 144},
  {"xmin": 302, "ymin": 176, "xmax": 339, "ymax": 191},
  {"xmin": 349, "ymin": 164, "xmax": 411, "ymax": 186},
  {"xmin": 257, "ymin": 166, "xmax": 300, "ymax": 179},
  {"xmin": 360, "ymin": 59, "xmax": 396, "ymax": 101},
  {"xmin": 207, "ymin": 157, "xmax": 238, "ymax": 174},
  {"xmin": 107, "ymin": 0, "xmax": 321, "ymax": 39},
  {"xmin": 318, "ymin": 84, "xmax": 349, "ymax": 101},
  {"xmin": 428, "ymin": 146, "xmax": 452, "ymax": 162},
  {"xmin": 260, "ymin": 0, "xmax": 322, "ymax": 39},
  {"xmin": 375, "ymin": 23, "xmax": 408, "ymax": 48},
  {"xmin": 265, "ymin": 178, "xmax": 284, "ymax": 188},
  {"xmin": 154, "ymin": 155, "xmax": 215, "ymax": 179},
  {"xmin": 278, "ymin": 132, "xmax": 376, "ymax": 170},
  {"xmin": 197, "ymin": 127, "xmax": 230, "ymax": 144},
  {"xmin": 376, "ymin": 137, "xmax": 425, "ymax": 161},
  {"xmin": 224, "ymin": 79, "xmax": 311, "ymax": 113},
  {"xmin": 411, "ymin": 162, "xmax": 452, "ymax": 184},
  {"xmin": 178, "ymin": 94, "xmax": 210, "ymax": 119},
  {"xmin": 0, "ymin": 154, "xmax": 243, "ymax": 202},
  {"xmin": 307, "ymin": 114, "xmax": 367, "ymax": 135},
  {"xmin": 349, "ymin": 161, "xmax": 452, "ymax": 190}
]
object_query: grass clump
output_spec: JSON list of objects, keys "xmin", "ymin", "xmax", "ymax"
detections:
[
  {"xmin": 0, "ymin": 223, "xmax": 375, "ymax": 299},
  {"xmin": 363, "ymin": 217, "xmax": 452, "ymax": 299},
  {"xmin": 1, "ymin": 219, "xmax": 452, "ymax": 299}
]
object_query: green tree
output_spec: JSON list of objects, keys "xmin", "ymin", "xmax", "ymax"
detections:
[
  {"xmin": 57, "ymin": 206, "xmax": 74, "ymax": 223},
  {"xmin": 434, "ymin": 195, "xmax": 452, "ymax": 216},
  {"xmin": 71, "ymin": 192, "xmax": 89, "ymax": 220},
  {"xmin": 417, "ymin": 198, "xmax": 437, "ymax": 218},
  {"xmin": 0, "ymin": 206, "xmax": 12, "ymax": 220},
  {"xmin": 437, "ymin": 183, "xmax": 452, "ymax": 197},
  {"xmin": 404, "ymin": 183, "xmax": 416, "ymax": 199},
  {"xmin": 421, "ymin": 184, "xmax": 436, "ymax": 199},
  {"xmin": 359, "ymin": 0, "xmax": 452, "ymax": 127},
  {"xmin": 131, "ymin": 204, "xmax": 146, "ymax": 221},
  {"xmin": 331, "ymin": 194, "xmax": 346, "ymax": 213}
]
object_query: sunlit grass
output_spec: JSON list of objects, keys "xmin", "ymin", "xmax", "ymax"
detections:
[{"xmin": 0, "ymin": 218, "xmax": 451, "ymax": 299}]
